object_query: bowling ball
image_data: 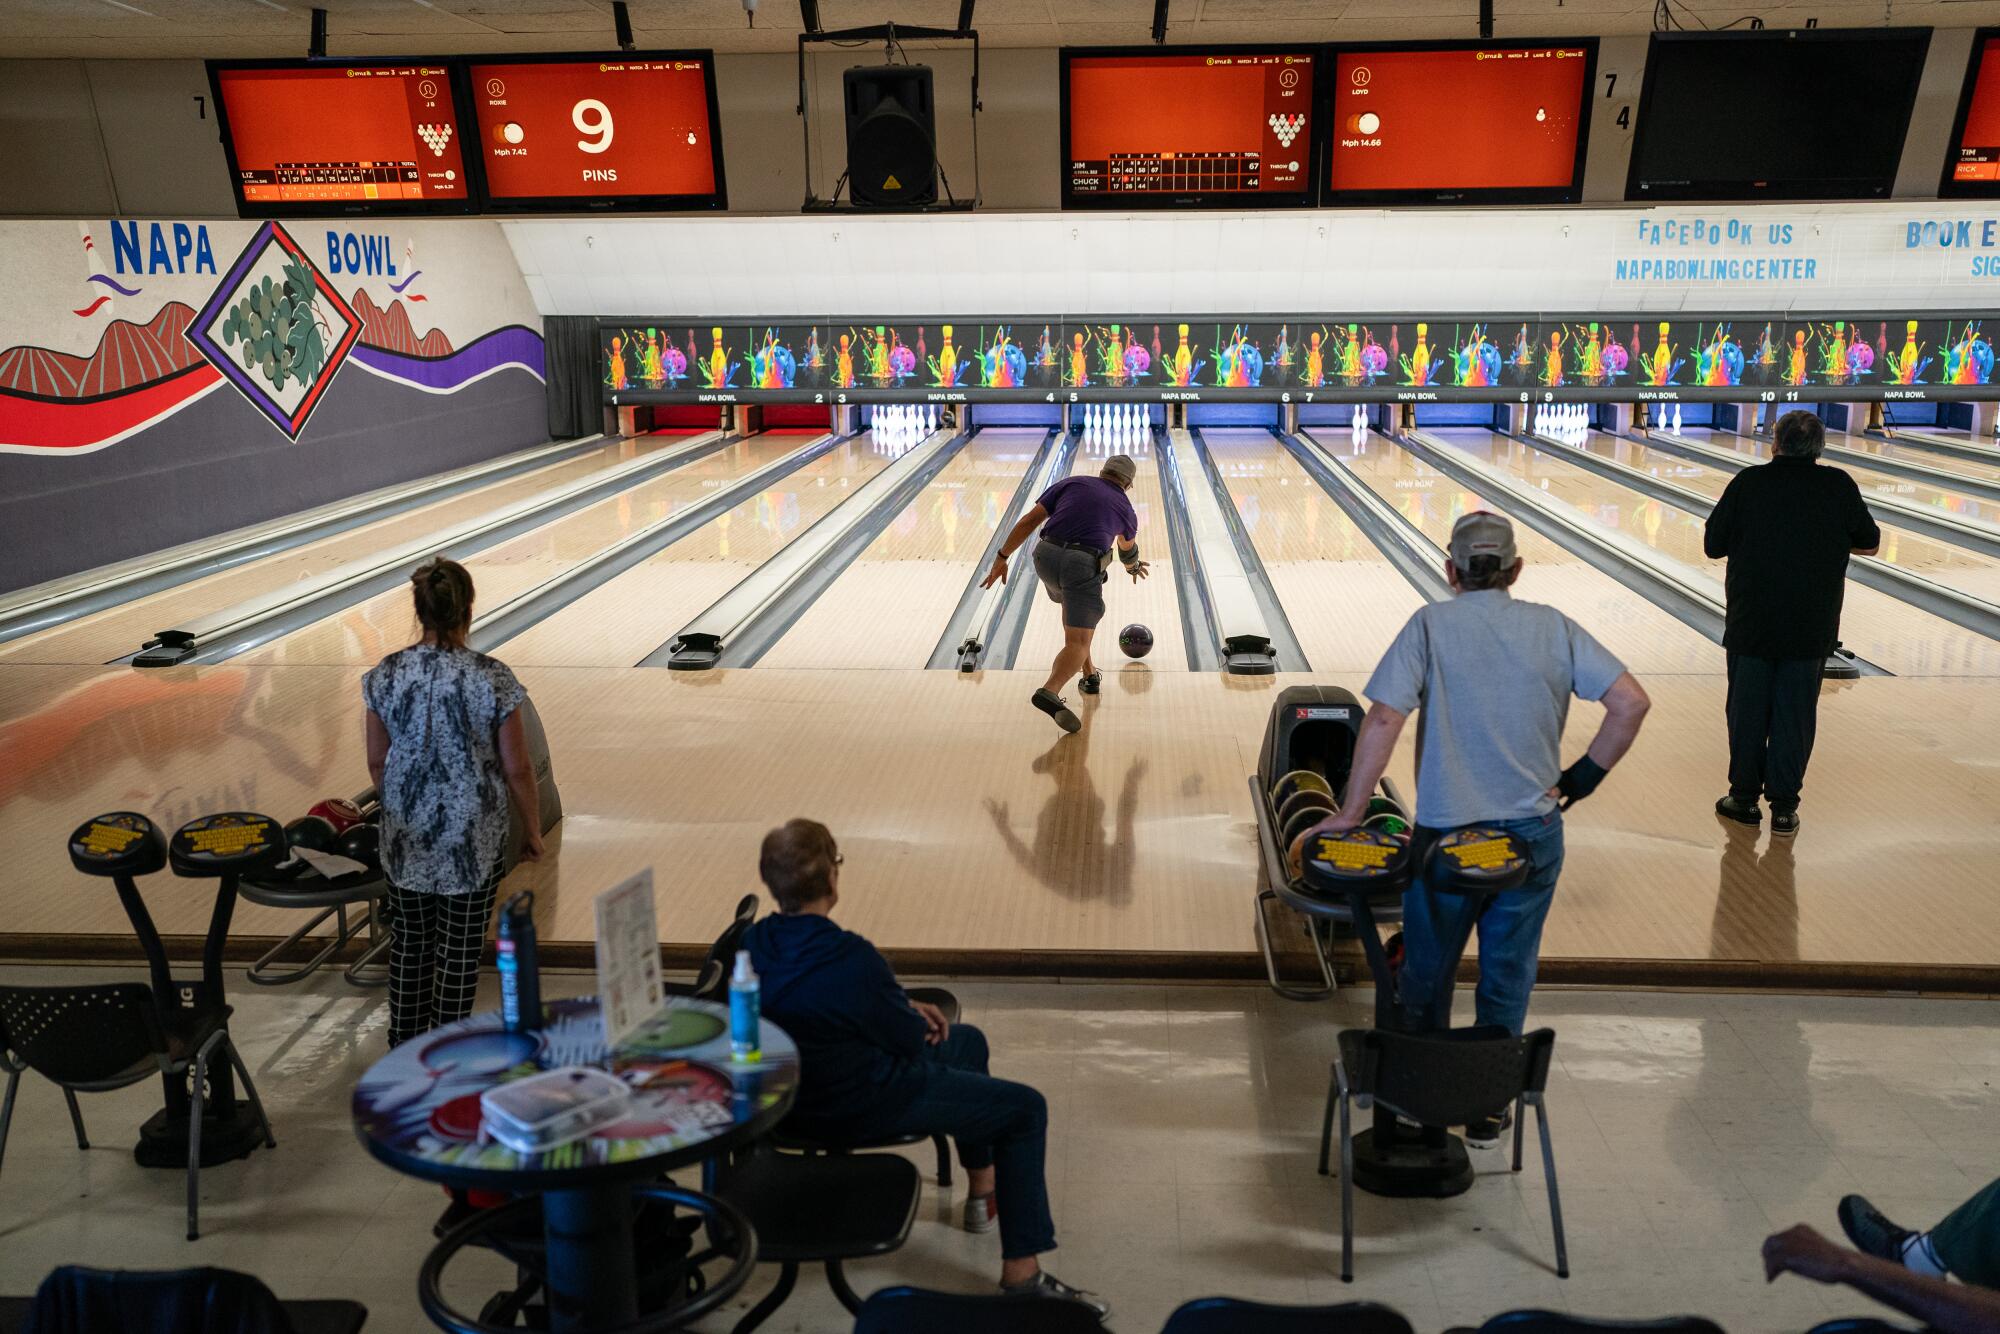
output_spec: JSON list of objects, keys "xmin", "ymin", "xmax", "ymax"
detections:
[
  {"xmin": 1269, "ymin": 769, "xmax": 1332, "ymax": 810},
  {"xmin": 284, "ymin": 815, "xmax": 338, "ymax": 854},
  {"xmin": 1118, "ymin": 624, "xmax": 1153, "ymax": 659},
  {"xmin": 308, "ymin": 797, "xmax": 363, "ymax": 834},
  {"xmin": 1282, "ymin": 806, "xmax": 1329, "ymax": 847},
  {"xmin": 1277, "ymin": 789, "xmax": 1336, "ymax": 830},
  {"xmin": 335, "ymin": 823, "xmax": 381, "ymax": 873},
  {"xmin": 1363, "ymin": 795, "xmax": 1408, "ymax": 823},
  {"xmin": 1363, "ymin": 812, "xmax": 1412, "ymax": 839}
]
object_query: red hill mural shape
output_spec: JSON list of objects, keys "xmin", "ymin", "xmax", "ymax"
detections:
[{"xmin": 0, "ymin": 294, "xmax": 455, "ymax": 401}]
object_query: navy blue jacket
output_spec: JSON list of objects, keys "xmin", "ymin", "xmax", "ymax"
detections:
[{"xmin": 742, "ymin": 912, "xmax": 930, "ymax": 1124}]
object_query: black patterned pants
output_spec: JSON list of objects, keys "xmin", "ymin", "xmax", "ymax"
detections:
[{"xmin": 386, "ymin": 867, "xmax": 502, "ymax": 1047}]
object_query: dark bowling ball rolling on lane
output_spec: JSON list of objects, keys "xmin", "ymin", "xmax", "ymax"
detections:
[{"xmin": 1118, "ymin": 623, "xmax": 1153, "ymax": 659}]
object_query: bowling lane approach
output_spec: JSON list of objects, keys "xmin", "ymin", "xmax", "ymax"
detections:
[
  {"xmin": 237, "ymin": 431, "xmax": 885, "ymax": 667},
  {"xmin": 1199, "ymin": 427, "xmax": 1425, "ymax": 673},
  {"xmin": 1685, "ymin": 426, "xmax": 2000, "ymax": 529},
  {"xmin": 0, "ymin": 432, "xmax": 705, "ymax": 668},
  {"xmin": 1014, "ymin": 428, "xmax": 1190, "ymax": 672},
  {"xmin": 1443, "ymin": 426, "xmax": 2000, "ymax": 677},
  {"xmin": 757, "ymin": 427, "xmax": 1044, "ymax": 669},
  {"xmin": 1310, "ymin": 427, "xmax": 1722, "ymax": 673},
  {"xmin": 1838, "ymin": 430, "xmax": 2000, "ymax": 484}
]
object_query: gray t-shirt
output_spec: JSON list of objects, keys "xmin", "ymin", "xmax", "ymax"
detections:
[
  {"xmin": 1364, "ymin": 589, "xmax": 1626, "ymax": 828},
  {"xmin": 362, "ymin": 644, "xmax": 525, "ymax": 894}
]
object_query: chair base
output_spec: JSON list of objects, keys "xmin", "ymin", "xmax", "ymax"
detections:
[
  {"xmin": 135, "ymin": 1102, "xmax": 265, "ymax": 1170},
  {"xmin": 1348, "ymin": 1126, "xmax": 1473, "ymax": 1199}
]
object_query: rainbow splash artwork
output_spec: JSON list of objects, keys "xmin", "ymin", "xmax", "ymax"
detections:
[
  {"xmin": 1033, "ymin": 326, "xmax": 1058, "ymax": 376},
  {"xmin": 750, "ymin": 327, "xmax": 797, "ymax": 389},
  {"xmin": 698, "ymin": 326, "xmax": 737, "ymax": 390},
  {"xmin": 977, "ymin": 326, "xmax": 1028, "ymax": 389},
  {"xmin": 1562, "ymin": 322, "xmax": 1626, "ymax": 386},
  {"xmin": 1944, "ymin": 321, "xmax": 1995, "ymax": 385},
  {"xmin": 606, "ymin": 328, "xmax": 689, "ymax": 391},
  {"xmin": 1634, "ymin": 322, "xmax": 1683, "ymax": 387},
  {"xmin": 925, "ymin": 325, "xmax": 968, "ymax": 387},
  {"xmin": 1212, "ymin": 325, "xmax": 1264, "ymax": 388},
  {"xmin": 1750, "ymin": 324, "xmax": 1779, "ymax": 384},
  {"xmin": 1781, "ymin": 329, "xmax": 1812, "ymax": 387},
  {"xmin": 1812, "ymin": 321, "xmax": 1874, "ymax": 387},
  {"xmin": 1329, "ymin": 324, "xmax": 1389, "ymax": 386},
  {"xmin": 1694, "ymin": 323, "xmax": 1744, "ymax": 387},
  {"xmin": 1540, "ymin": 329, "xmax": 1565, "ymax": 388},
  {"xmin": 1884, "ymin": 320, "xmax": 1931, "ymax": 385},
  {"xmin": 1451, "ymin": 325, "xmax": 1501, "ymax": 388},
  {"xmin": 1398, "ymin": 323, "xmax": 1439, "ymax": 387},
  {"xmin": 1064, "ymin": 330, "xmax": 1091, "ymax": 388},
  {"xmin": 1509, "ymin": 325, "xmax": 1535, "ymax": 382},
  {"xmin": 1091, "ymin": 324, "xmax": 1151, "ymax": 387},
  {"xmin": 1160, "ymin": 323, "xmax": 1204, "ymax": 388}
]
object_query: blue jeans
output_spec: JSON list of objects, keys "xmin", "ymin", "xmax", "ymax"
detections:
[
  {"xmin": 1399, "ymin": 812, "xmax": 1565, "ymax": 1035},
  {"xmin": 820, "ymin": 1024, "xmax": 1056, "ymax": 1260}
]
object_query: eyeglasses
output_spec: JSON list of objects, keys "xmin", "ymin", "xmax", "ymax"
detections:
[{"xmin": 833, "ymin": 853, "xmax": 844, "ymax": 867}]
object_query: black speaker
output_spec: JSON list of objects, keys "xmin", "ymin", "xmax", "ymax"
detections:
[{"xmin": 843, "ymin": 65, "xmax": 937, "ymax": 208}]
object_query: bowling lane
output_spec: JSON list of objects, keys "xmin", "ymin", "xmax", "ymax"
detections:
[
  {"xmin": 500, "ymin": 433, "xmax": 901, "ymax": 668},
  {"xmin": 1569, "ymin": 429, "xmax": 2000, "ymax": 606},
  {"xmin": 237, "ymin": 432, "xmax": 877, "ymax": 668},
  {"xmin": 1453, "ymin": 428, "xmax": 2000, "ymax": 677},
  {"xmin": 1200, "ymin": 428, "xmax": 1424, "ymax": 673},
  {"xmin": 1014, "ymin": 430, "xmax": 1189, "ymax": 673},
  {"xmin": 1318, "ymin": 428, "xmax": 1720, "ymax": 674},
  {"xmin": 757, "ymin": 428, "xmax": 1043, "ymax": 669},
  {"xmin": 1841, "ymin": 431, "xmax": 2000, "ymax": 484},
  {"xmin": 0, "ymin": 433, "xmax": 707, "ymax": 668},
  {"xmin": 1686, "ymin": 427, "xmax": 2000, "ymax": 529}
]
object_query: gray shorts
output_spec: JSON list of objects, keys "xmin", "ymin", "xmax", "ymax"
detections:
[{"xmin": 1032, "ymin": 539, "xmax": 1108, "ymax": 630}]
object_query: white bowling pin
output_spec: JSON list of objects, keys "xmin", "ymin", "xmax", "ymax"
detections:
[{"xmin": 1672, "ymin": 403, "xmax": 1683, "ymax": 436}]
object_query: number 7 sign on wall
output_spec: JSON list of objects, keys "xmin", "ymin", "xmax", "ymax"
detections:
[{"xmin": 465, "ymin": 52, "xmax": 728, "ymax": 212}]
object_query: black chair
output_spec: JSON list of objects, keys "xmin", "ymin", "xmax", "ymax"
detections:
[
  {"xmin": 665, "ymin": 894, "xmax": 761, "ymax": 1003},
  {"xmin": 715, "ymin": 1143, "xmax": 921, "ymax": 1334},
  {"xmin": 1164, "ymin": 1296, "xmax": 1414, "ymax": 1334},
  {"xmin": 3, "ymin": 1265, "xmax": 364, "ymax": 1334},
  {"xmin": 852, "ymin": 1285, "xmax": 1104, "ymax": 1333},
  {"xmin": 1477, "ymin": 1315, "xmax": 1725, "ymax": 1334},
  {"xmin": 0, "ymin": 984, "xmax": 274, "ymax": 1241},
  {"xmin": 1320, "ymin": 1027, "xmax": 1565, "ymax": 1282}
]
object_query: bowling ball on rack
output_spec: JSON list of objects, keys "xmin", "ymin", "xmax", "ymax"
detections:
[
  {"xmin": 335, "ymin": 823, "xmax": 381, "ymax": 874},
  {"xmin": 1118, "ymin": 624, "xmax": 1154, "ymax": 659},
  {"xmin": 308, "ymin": 797, "xmax": 363, "ymax": 834},
  {"xmin": 1363, "ymin": 811, "xmax": 1412, "ymax": 840},
  {"xmin": 1282, "ymin": 806, "xmax": 1330, "ymax": 848},
  {"xmin": 1270, "ymin": 769, "xmax": 1333, "ymax": 810},
  {"xmin": 1276, "ymin": 788, "xmax": 1336, "ymax": 830},
  {"xmin": 284, "ymin": 815, "xmax": 338, "ymax": 855},
  {"xmin": 1363, "ymin": 795, "xmax": 1406, "ymax": 823}
]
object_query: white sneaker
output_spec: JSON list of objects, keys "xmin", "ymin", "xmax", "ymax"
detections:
[{"xmin": 963, "ymin": 1192, "xmax": 997, "ymax": 1234}]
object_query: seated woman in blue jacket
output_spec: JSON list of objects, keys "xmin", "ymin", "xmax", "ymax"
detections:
[{"xmin": 742, "ymin": 819, "xmax": 1106, "ymax": 1318}]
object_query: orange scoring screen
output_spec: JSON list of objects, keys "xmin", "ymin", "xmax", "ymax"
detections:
[
  {"xmin": 214, "ymin": 64, "xmax": 470, "ymax": 205},
  {"xmin": 1327, "ymin": 45, "xmax": 1591, "ymax": 200},
  {"xmin": 467, "ymin": 57, "xmax": 721, "ymax": 204},
  {"xmin": 1948, "ymin": 36, "xmax": 2000, "ymax": 184},
  {"xmin": 1064, "ymin": 52, "xmax": 1315, "ymax": 200}
]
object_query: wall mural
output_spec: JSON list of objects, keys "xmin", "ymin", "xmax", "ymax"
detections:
[{"xmin": 599, "ymin": 313, "xmax": 1997, "ymax": 405}]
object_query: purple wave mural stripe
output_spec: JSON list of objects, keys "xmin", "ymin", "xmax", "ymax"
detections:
[
  {"xmin": 349, "ymin": 325, "xmax": 545, "ymax": 390},
  {"xmin": 86, "ymin": 274, "xmax": 144, "ymax": 296},
  {"xmin": 387, "ymin": 270, "xmax": 424, "ymax": 294}
]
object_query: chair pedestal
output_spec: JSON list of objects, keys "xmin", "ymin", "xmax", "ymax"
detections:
[
  {"xmin": 1347, "ymin": 1126, "xmax": 1472, "ymax": 1199},
  {"xmin": 135, "ymin": 1099, "xmax": 266, "ymax": 1170}
]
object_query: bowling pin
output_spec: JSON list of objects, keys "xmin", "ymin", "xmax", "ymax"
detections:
[{"xmin": 1672, "ymin": 403, "xmax": 1683, "ymax": 436}]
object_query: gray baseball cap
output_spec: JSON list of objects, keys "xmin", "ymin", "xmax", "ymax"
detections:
[
  {"xmin": 1102, "ymin": 455, "xmax": 1137, "ymax": 486},
  {"xmin": 1449, "ymin": 511, "xmax": 1517, "ymax": 570}
]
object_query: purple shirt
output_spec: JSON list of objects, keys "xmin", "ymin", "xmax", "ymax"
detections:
[{"xmin": 1037, "ymin": 476, "xmax": 1138, "ymax": 551}]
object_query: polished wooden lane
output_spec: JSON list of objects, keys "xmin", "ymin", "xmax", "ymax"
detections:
[
  {"xmin": 234, "ymin": 433, "xmax": 884, "ymax": 668},
  {"xmin": 4, "ymin": 658, "xmax": 1999, "ymax": 978},
  {"xmin": 757, "ymin": 427, "xmax": 1044, "ymax": 670},
  {"xmin": 1200, "ymin": 427, "xmax": 1426, "ymax": 673},
  {"xmin": 1690, "ymin": 426, "xmax": 2000, "ymax": 530},
  {"xmin": 1309, "ymin": 429, "xmax": 1725, "ymax": 674},
  {"xmin": 0, "ymin": 433, "xmax": 705, "ymax": 669},
  {"xmin": 499, "ymin": 433, "xmax": 901, "ymax": 668},
  {"xmin": 1536, "ymin": 428, "xmax": 2000, "ymax": 674},
  {"xmin": 1843, "ymin": 430, "xmax": 2000, "ymax": 484},
  {"xmin": 1013, "ymin": 431, "xmax": 1188, "ymax": 677}
]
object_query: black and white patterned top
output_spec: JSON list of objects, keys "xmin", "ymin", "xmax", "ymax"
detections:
[{"xmin": 362, "ymin": 644, "xmax": 526, "ymax": 895}]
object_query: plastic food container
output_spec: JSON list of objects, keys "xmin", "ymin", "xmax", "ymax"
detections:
[{"xmin": 479, "ymin": 1066, "xmax": 631, "ymax": 1154}]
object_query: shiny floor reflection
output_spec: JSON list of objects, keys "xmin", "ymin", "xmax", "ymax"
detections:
[{"xmin": 0, "ymin": 965, "xmax": 1986, "ymax": 1333}]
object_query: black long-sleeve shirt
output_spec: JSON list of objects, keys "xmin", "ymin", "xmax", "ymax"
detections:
[{"xmin": 1703, "ymin": 455, "xmax": 1880, "ymax": 660}]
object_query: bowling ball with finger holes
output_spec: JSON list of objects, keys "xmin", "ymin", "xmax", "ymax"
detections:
[
  {"xmin": 1276, "ymin": 788, "xmax": 1336, "ymax": 830},
  {"xmin": 335, "ymin": 823, "xmax": 380, "ymax": 874},
  {"xmin": 307, "ymin": 798, "xmax": 363, "ymax": 834},
  {"xmin": 1270, "ymin": 769, "xmax": 1333, "ymax": 810},
  {"xmin": 284, "ymin": 815, "xmax": 337, "ymax": 856},
  {"xmin": 1118, "ymin": 624, "xmax": 1153, "ymax": 659},
  {"xmin": 1363, "ymin": 811, "xmax": 1411, "ymax": 840},
  {"xmin": 1363, "ymin": 795, "xmax": 1408, "ymax": 823},
  {"xmin": 1283, "ymin": 805, "xmax": 1332, "ymax": 848}
]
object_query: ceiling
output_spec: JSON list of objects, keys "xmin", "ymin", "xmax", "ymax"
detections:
[{"xmin": 6, "ymin": 0, "xmax": 2000, "ymax": 59}]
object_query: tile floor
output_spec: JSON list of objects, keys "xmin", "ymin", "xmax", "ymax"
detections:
[{"xmin": 0, "ymin": 965, "xmax": 1990, "ymax": 1333}]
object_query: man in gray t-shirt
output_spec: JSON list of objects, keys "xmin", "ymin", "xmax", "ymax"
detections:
[{"xmin": 1291, "ymin": 513, "xmax": 1650, "ymax": 1098}]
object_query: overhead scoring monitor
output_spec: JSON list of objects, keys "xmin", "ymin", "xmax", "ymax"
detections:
[
  {"xmin": 465, "ymin": 51, "xmax": 727, "ymax": 211},
  {"xmin": 1326, "ymin": 39, "xmax": 1597, "ymax": 205},
  {"xmin": 1061, "ymin": 47, "xmax": 1320, "ymax": 209},
  {"xmin": 1941, "ymin": 28, "xmax": 2000, "ymax": 197},
  {"xmin": 207, "ymin": 60, "xmax": 475, "ymax": 217}
]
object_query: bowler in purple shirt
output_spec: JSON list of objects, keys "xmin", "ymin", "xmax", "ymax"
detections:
[{"xmin": 981, "ymin": 454, "xmax": 1149, "ymax": 733}]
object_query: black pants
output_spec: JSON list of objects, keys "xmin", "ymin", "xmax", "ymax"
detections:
[
  {"xmin": 386, "ymin": 868, "xmax": 501, "ymax": 1047},
  {"xmin": 1725, "ymin": 653, "xmax": 1822, "ymax": 811}
]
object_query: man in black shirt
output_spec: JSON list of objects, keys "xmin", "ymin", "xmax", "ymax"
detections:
[{"xmin": 1703, "ymin": 410, "xmax": 1880, "ymax": 836}]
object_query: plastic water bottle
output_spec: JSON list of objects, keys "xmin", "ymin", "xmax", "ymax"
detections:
[
  {"xmin": 496, "ymin": 890, "xmax": 541, "ymax": 1033},
  {"xmin": 729, "ymin": 950, "xmax": 761, "ymax": 1063}
]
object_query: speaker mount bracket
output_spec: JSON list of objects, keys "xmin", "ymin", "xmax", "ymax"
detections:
[{"xmin": 797, "ymin": 22, "xmax": 981, "ymax": 213}]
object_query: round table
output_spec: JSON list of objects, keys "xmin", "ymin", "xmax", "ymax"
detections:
[{"xmin": 353, "ymin": 996, "xmax": 798, "ymax": 1332}]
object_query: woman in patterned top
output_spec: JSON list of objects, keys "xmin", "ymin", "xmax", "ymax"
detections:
[{"xmin": 364, "ymin": 558, "xmax": 543, "ymax": 1046}]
